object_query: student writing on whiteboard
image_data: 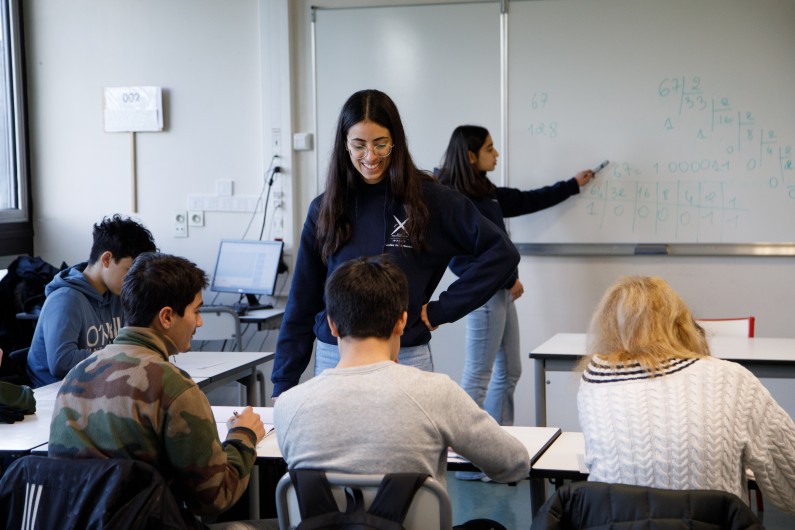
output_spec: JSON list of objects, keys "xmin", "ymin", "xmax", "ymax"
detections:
[
  {"xmin": 270, "ymin": 92, "xmax": 519, "ymax": 398},
  {"xmin": 436, "ymin": 125, "xmax": 593, "ymax": 479}
]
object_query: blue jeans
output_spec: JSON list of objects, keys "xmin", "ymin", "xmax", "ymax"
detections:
[
  {"xmin": 314, "ymin": 340, "xmax": 434, "ymax": 375},
  {"xmin": 460, "ymin": 289, "xmax": 521, "ymax": 425}
]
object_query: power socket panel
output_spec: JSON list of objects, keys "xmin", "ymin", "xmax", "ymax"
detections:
[
  {"xmin": 188, "ymin": 210, "xmax": 204, "ymax": 227},
  {"xmin": 174, "ymin": 211, "xmax": 188, "ymax": 237}
]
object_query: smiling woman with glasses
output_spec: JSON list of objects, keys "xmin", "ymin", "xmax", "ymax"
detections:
[{"xmin": 270, "ymin": 89, "xmax": 520, "ymax": 400}]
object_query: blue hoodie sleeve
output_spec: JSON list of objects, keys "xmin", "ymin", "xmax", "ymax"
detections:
[
  {"xmin": 424, "ymin": 186, "xmax": 520, "ymax": 327},
  {"xmin": 271, "ymin": 200, "xmax": 328, "ymax": 397},
  {"xmin": 38, "ymin": 290, "xmax": 94, "ymax": 379}
]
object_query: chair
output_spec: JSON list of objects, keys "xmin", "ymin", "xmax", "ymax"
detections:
[
  {"xmin": 192, "ymin": 305, "xmax": 266, "ymax": 406},
  {"xmin": 275, "ymin": 471, "xmax": 453, "ymax": 530},
  {"xmin": 0, "ymin": 347, "xmax": 31, "ymax": 386},
  {"xmin": 695, "ymin": 316, "xmax": 763, "ymax": 511},
  {"xmin": 194, "ymin": 305, "xmax": 244, "ymax": 351},
  {"xmin": 530, "ymin": 481, "xmax": 763, "ymax": 530},
  {"xmin": 0, "ymin": 455, "xmax": 203, "ymax": 530},
  {"xmin": 695, "ymin": 316, "xmax": 755, "ymax": 338}
]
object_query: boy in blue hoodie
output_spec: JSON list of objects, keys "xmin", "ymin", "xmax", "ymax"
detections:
[{"xmin": 26, "ymin": 214, "xmax": 156, "ymax": 387}]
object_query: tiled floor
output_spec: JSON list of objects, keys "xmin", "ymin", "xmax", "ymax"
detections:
[{"xmin": 447, "ymin": 473, "xmax": 795, "ymax": 529}]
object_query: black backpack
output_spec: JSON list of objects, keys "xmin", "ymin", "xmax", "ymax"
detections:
[
  {"xmin": 289, "ymin": 469, "xmax": 429, "ymax": 530},
  {"xmin": 0, "ymin": 255, "xmax": 63, "ymax": 354}
]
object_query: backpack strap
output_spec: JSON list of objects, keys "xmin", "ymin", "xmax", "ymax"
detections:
[
  {"xmin": 367, "ymin": 473, "xmax": 429, "ymax": 523},
  {"xmin": 289, "ymin": 469, "xmax": 340, "ymax": 520},
  {"xmin": 343, "ymin": 485, "xmax": 367, "ymax": 515}
]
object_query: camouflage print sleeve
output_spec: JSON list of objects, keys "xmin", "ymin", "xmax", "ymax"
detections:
[
  {"xmin": 0, "ymin": 381, "xmax": 36, "ymax": 413},
  {"xmin": 163, "ymin": 385, "xmax": 257, "ymax": 515}
]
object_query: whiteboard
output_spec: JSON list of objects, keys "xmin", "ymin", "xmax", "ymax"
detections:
[
  {"xmin": 314, "ymin": 2, "xmax": 501, "ymax": 189},
  {"xmin": 507, "ymin": 0, "xmax": 795, "ymax": 244},
  {"xmin": 314, "ymin": 0, "xmax": 795, "ymax": 246}
]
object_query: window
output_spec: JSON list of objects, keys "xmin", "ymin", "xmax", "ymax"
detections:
[{"xmin": 0, "ymin": 0, "xmax": 31, "ymax": 259}]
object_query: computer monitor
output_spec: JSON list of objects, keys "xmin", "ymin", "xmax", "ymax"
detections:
[{"xmin": 210, "ymin": 239, "xmax": 283, "ymax": 311}]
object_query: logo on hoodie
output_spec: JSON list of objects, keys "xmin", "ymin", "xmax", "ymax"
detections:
[
  {"xmin": 86, "ymin": 317, "xmax": 122, "ymax": 350},
  {"xmin": 386, "ymin": 215, "xmax": 412, "ymax": 249}
]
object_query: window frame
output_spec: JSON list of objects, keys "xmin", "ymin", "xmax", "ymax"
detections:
[{"xmin": 0, "ymin": 0, "xmax": 32, "ymax": 260}]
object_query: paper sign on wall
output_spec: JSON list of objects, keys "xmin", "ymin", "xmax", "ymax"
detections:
[{"xmin": 103, "ymin": 86, "xmax": 163, "ymax": 132}]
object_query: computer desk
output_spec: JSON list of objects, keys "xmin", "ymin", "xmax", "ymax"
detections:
[
  {"xmin": 239, "ymin": 307, "xmax": 284, "ymax": 332},
  {"xmin": 530, "ymin": 333, "xmax": 795, "ymax": 427}
]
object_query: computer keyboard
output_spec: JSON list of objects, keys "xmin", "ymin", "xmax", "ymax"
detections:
[{"xmin": 231, "ymin": 303, "xmax": 274, "ymax": 316}]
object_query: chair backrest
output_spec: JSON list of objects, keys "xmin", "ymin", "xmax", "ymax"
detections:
[
  {"xmin": 192, "ymin": 306, "xmax": 243, "ymax": 351},
  {"xmin": 530, "ymin": 481, "xmax": 762, "ymax": 530},
  {"xmin": 0, "ymin": 455, "xmax": 201, "ymax": 530},
  {"xmin": 276, "ymin": 471, "xmax": 453, "ymax": 530},
  {"xmin": 0, "ymin": 347, "xmax": 30, "ymax": 386},
  {"xmin": 695, "ymin": 317, "xmax": 755, "ymax": 338}
]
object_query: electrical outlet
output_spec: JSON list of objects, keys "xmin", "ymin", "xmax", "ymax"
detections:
[
  {"xmin": 173, "ymin": 211, "xmax": 188, "ymax": 237},
  {"xmin": 188, "ymin": 210, "xmax": 204, "ymax": 227},
  {"xmin": 272, "ymin": 128, "xmax": 281, "ymax": 154}
]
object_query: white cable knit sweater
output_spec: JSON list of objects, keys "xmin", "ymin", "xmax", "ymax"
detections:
[{"xmin": 577, "ymin": 355, "xmax": 795, "ymax": 515}]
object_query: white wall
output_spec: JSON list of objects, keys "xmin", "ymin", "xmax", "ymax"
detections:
[
  {"xmin": 24, "ymin": 0, "xmax": 795, "ymax": 421},
  {"xmin": 24, "ymin": 0, "xmax": 296, "ymax": 400},
  {"xmin": 25, "ymin": 0, "xmax": 296, "ymax": 273}
]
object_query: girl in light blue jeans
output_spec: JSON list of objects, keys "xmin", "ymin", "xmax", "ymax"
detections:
[
  {"xmin": 460, "ymin": 289, "xmax": 521, "ymax": 425},
  {"xmin": 437, "ymin": 125, "xmax": 595, "ymax": 479}
]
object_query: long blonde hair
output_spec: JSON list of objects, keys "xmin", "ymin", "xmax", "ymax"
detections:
[{"xmin": 586, "ymin": 276, "xmax": 710, "ymax": 370}]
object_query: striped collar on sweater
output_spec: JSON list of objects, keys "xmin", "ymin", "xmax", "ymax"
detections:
[{"xmin": 582, "ymin": 355, "xmax": 699, "ymax": 384}]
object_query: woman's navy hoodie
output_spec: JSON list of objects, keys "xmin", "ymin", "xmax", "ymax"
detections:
[{"xmin": 271, "ymin": 178, "xmax": 519, "ymax": 396}]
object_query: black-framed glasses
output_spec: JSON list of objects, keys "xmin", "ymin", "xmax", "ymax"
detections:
[{"xmin": 346, "ymin": 141, "xmax": 394, "ymax": 160}]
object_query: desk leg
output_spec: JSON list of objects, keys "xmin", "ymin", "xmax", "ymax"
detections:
[
  {"xmin": 248, "ymin": 465, "xmax": 260, "ymax": 519},
  {"xmin": 246, "ymin": 369, "xmax": 257, "ymax": 406},
  {"xmin": 530, "ymin": 477, "xmax": 546, "ymax": 516},
  {"xmin": 534, "ymin": 358, "xmax": 547, "ymax": 427}
]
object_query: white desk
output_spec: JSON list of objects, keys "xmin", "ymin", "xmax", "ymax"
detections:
[
  {"xmin": 531, "ymin": 431, "xmax": 588, "ymax": 483},
  {"xmin": 0, "ymin": 350, "xmax": 270, "ymax": 457},
  {"xmin": 449, "ymin": 426, "xmax": 562, "ymax": 514},
  {"xmin": 530, "ymin": 333, "xmax": 795, "ymax": 427},
  {"xmin": 222, "ymin": 410, "xmax": 561, "ymax": 469},
  {"xmin": 529, "ymin": 431, "xmax": 759, "ymax": 500},
  {"xmin": 172, "ymin": 350, "xmax": 275, "ymax": 404},
  {"xmin": 239, "ymin": 308, "xmax": 284, "ymax": 332},
  {"xmin": 229, "ymin": 409, "xmax": 562, "ymax": 516},
  {"xmin": 0, "ymin": 381, "xmax": 62, "ymax": 456},
  {"xmin": 448, "ymin": 426, "xmax": 560, "ymax": 467}
]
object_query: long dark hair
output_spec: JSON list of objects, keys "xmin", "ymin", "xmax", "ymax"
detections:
[
  {"xmin": 436, "ymin": 125, "xmax": 495, "ymax": 200},
  {"xmin": 316, "ymin": 89, "xmax": 431, "ymax": 263}
]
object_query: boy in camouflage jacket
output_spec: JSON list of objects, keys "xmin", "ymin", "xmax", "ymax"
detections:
[{"xmin": 49, "ymin": 253, "xmax": 265, "ymax": 516}]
